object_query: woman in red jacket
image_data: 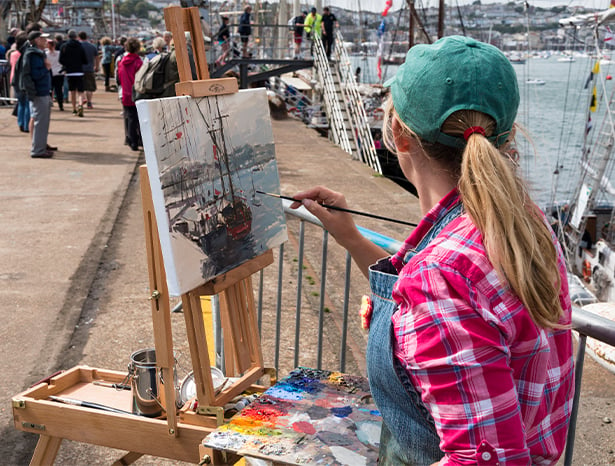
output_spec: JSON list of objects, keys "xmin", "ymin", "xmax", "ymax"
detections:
[{"xmin": 117, "ymin": 37, "xmax": 142, "ymax": 151}]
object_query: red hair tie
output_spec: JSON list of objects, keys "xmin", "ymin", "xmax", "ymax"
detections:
[{"xmin": 463, "ymin": 126, "xmax": 486, "ymax": 141}]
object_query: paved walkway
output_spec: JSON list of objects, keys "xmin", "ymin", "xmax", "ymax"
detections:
[{"xmin": 0, "ymin": 88, "xmax": 613, "ymax": 465}]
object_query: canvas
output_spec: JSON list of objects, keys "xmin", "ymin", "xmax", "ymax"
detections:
[{"xmin": 137, "ymin": 89, "xmax": 288, "ymax": 296}]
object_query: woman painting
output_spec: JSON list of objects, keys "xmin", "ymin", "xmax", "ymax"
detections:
[{"xmin": 292, "ymin": 36, "xmax": 574, "ymax": 465}]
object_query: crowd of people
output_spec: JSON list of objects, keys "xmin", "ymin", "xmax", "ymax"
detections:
[
  {"xmin": 3, "ymin": 24, "xmax": 179, "ymax": 158},
  {"xmin": 2, "ymin": 4, "xmax": 340, "ymax": 160},
  {"xmin": 211, "ymin": 4, "xmax": 338, "ymax": 66},
  {"xmin": 289, "ymin": 5, "xmax": 338, "ymax": 60}
]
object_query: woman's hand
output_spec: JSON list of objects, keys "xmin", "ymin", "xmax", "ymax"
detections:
[
  {"xmin": 291, "ymin": 186, "xmax": 389, "ymax": 278},
  {"xmin": 291, "ymin": 186, "xmax": 359, "ymax": 248}
]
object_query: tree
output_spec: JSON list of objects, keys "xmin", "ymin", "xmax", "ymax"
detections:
[
  {"xmin": 27, "ymin": 0, "xmax": 47, "ymax": 25},
  {"xmin": 133, "ymin": 1, "xmax": 150, "ymax": 18}
]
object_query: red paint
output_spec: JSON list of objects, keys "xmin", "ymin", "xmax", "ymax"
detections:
[
  {"xmin": 240, "ymin": 401, "xmax": 288, "ymax": 423},
  {"xmin": 315, "ymin": 398, "xmax": 333, "ymax": 408},
  {"xmin": 292, "ymin": 421, "xmax": 316, "ymax": 435},
  {"xmin": 176, "ymin": 131, "xmax": 183, "ymax": 139}
]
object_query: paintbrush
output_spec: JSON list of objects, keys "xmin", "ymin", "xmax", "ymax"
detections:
[
  {"xmin": 48, "ymin": 395, "xmax": 134, "ymax": 415},
  {"xmin": 256, "ymin": 191, "xmax": 417, "ymax": 227}
]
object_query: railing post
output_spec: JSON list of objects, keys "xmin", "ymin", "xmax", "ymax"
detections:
[
  {"xmin": 274, "ymin": 243, "xmax": 284, "ymax": 374},
  {"xmin": 339, "ymin": 251, "xmax": 352, "ymax": 372},
  {"xmin": 316, "ymin": 229, "xmax": 329, "ymax": 369},
  {"xmin": 293, "ymin": 221, "xmax": 305, "ymax": 369},
  {"xmin": 564, "ymin": 333, "xmax": 587, "ymax": 466}
]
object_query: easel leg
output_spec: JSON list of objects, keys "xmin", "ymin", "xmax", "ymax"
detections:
[
  {"xmin": 30, "ymin": 435, "xmax": 62, "ymax": 466},
  {"xmin": 111, "ymin": 451, "xmax": 144, "ymax": 465}
]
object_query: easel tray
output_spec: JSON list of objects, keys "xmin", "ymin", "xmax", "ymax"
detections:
[{"xmin": 12, "ymin": 365, "xmax": 214, "ymax": 464}]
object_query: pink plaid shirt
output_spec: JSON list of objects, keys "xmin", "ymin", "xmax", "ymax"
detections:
[{"xmin": 390, "ymin": 189, "xmax": 574, "ymax": 465}]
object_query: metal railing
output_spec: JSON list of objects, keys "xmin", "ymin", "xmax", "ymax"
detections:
[{"xmin": 247, "ymin": 201, "xmax": 615, "ymax": 464}]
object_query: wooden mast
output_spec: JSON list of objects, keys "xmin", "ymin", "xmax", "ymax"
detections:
[{"xmin": 438, "ymin": 0, "xmax": 445, "ymax": 39}]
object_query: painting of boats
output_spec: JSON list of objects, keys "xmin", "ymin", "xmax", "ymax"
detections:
[{"xmin": 137, "ymin": 89, "xmax": 288, "ymax": 296}]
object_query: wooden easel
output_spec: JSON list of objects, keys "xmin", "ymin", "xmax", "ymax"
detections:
[
  {"xmin": 12, "ymin": 7, "xmax": 275, "ymax": 465},
  {"xmin": 143, "ymin": 0, "xmax": 277, "ymax": 453}
]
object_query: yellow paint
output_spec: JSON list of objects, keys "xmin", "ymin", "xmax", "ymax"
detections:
[
  {"xmin": 329, "ymin": 372, "xmax": 343, "ymax": 384},
  {"xmin": 200, "ymin": 296, "xmax": 215, "ymax": 364}
]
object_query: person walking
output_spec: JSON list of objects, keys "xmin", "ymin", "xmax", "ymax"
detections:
[
  {"xmin": 238, "ymin": 5, "xmax": 252, "ymax": 58},
  {"xmin": 215, "ymin": 16, "xmax": 231, "ymax": 65},
  {"xmin": 291, "ymin": 36, "xmax": 574, "ymax": 465},
  {"xmin": 321, "ymin": 7, "xmax": 338, "ymax": 60},
  {"xmin": 20, "ymin": 31, "xmax": 56, "ymax": 158},
  {"xmin": 46, "ymin": 38, "xmax": 64, "ymax": 111},
  {"xmin": 304, "ymin": 7, "xmax": 322, "ymax": 56},
  {"xmin": 291, "ymin": 11, "xmax": 307, "ymax": 59},
  {"xmin": 78, "ymin": 31, "xmax": 99, "ymax": 109},
  {"xmin": 100, "ymin": 36, "xmax": 115, "ymax": 91},
  {"xmin": 9, "ymin": 32, "xmax": 30, "ymax": 132},
  {"xmin": 163, "ymin": 31, "xmax": 173, "ymax": 52},
  {"xmin": 59, "ymin": 30, "xmax": 87, "ymax": 117},
  {"xmin": 117, "ymin": 37, "xmax": 143, "ymax": 151}
]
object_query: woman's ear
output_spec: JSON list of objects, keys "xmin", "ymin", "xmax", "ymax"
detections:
[{"xmin": 392, "ymin": 117, "xmax": 411, "ymax": 154}]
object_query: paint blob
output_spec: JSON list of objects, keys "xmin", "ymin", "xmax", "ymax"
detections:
[
  {"xmin": 331, "ymin": 406, "xmax": 353, "ymax": 418},
  {"xmin": 292, "ymin": 421, "xmax": 316, "ymax": 435},
  {"xmin": 330, "ymin": 445, "xmax": 368, "ymax": 466}
]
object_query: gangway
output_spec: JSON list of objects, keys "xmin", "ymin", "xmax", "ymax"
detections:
[
  {"xmin": 311, "ymin": 33, "xmax": 381, "ymax": 173},
  {"xmin": 312, "ymin": 34, "xmax": 353, "ymax": 154}
]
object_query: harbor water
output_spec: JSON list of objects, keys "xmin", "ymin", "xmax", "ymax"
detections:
[{"xmin": 351, "ymin": 54, "xmax": 611, "ymax": 207}]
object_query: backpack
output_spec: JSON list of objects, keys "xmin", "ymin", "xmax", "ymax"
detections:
[{"xmin": 133, "ymin": 52, "xmax": 171, "ymax": 99}]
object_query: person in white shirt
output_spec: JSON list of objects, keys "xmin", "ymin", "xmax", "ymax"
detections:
[{"xmin": 46, "ymin": 38, "xmax": 64, "ymax": 111}]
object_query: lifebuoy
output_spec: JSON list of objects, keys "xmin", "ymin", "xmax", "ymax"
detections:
[
  {"xmin": 372, "ymin": 108, "xmax": 384, "ymax": 120},
  {"xmin": 582, "ymin": 260, "xmax": 592, "ymax": 283}
]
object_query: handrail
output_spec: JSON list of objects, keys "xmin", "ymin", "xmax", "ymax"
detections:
[
  {"xmin": 281, "ymin": 199, "xmax": 403, "ymax": 254},
  {"xmin": 571, "ymin": 305, "xmax": 615, "ymax": 345}
]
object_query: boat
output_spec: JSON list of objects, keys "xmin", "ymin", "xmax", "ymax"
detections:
[
  {"xmin": 547, "ymin": 6, "xmax": 615, "ymax": 303},
  {"xmin": 508, "ymin": 52, "xmax": 527, "ymax": 65},
  {"xmin": 526, "ymin": 78, "xmax": 546, "ymax": 85},
  {"xmin": 165, "ymin": 96, "xmax": 253, "ymax": 256}
]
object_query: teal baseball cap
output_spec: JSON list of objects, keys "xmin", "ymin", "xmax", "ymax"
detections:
[{"xmin": 384, "ymin": 35, "xmax": 519, "ymax": 148}]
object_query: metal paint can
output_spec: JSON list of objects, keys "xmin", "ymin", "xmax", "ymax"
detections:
[{"xmin": 128, "ymin": 348, "xmax": 179, "ymax": 417}]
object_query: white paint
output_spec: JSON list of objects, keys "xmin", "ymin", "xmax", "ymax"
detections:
[
  {"xmin": 355, "ymin": 420, "xmax": 381, "ymax": 447},
  {"xmin": 329, "ymin": 446, "xmax": 368, "ymax": 466}
]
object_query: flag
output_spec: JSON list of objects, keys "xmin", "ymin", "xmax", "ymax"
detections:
[
  {"xmin": 376, "ymin": 19, "xmax": 386, "ymax": 81},
  {"xmin": 382, "ymin": 0, "xmax": 393, "ymax": 17},
  {"xmin": 590, "ymin": 86, "xmax": 598, "ymax": 112},
  {"xmin": 611, "ymin": 0, "xmax": 615, "ymax": 8},
  {"xmin": 605, "ymin": 26, "xmax": 614, "ymax": 42}
]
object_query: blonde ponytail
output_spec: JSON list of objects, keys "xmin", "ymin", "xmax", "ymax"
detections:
[
  {"xmin": 452, "ymin": 111, "xmax": 563, "ymax": 328},
  {"xmin": 383, "ymin": 102, "xmax": 564, "ymax": 329}
]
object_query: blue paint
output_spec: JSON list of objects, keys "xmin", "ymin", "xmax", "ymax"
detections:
[
  {"xmin": 265, "ymin": 385, "xmax": 305, "ymax": 401},
  {"xmin": 331, "ymin": 406, "xmax": 352, "ymax": 418}
]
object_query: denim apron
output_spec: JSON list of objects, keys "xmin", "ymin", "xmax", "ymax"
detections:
[{"xmin": 366, "ymin": 202, "xmax": 463, "ymax": 466}]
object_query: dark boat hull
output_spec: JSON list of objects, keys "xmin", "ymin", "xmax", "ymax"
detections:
[{"xmin": 376, "ymin": 148, "xmax": 417, "ymax": 197}]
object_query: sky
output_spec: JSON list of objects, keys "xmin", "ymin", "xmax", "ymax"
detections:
[{"xmin": 327, "ymin": 0, "xmax": 612, "ymax": 13}]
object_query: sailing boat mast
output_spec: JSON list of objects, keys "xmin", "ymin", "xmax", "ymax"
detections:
[
  {"xmin": 438, "ymin": 0, "xmax": 445, "ymax": 39},
  {"xmin": 406, "ymin": 0, "xmax": 440, "ymax": 48}
]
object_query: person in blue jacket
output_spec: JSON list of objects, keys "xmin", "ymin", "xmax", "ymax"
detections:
[
  {"xmin": 20, "ymin": 31, "xmax": 56, "ymax": 158},
  {"xmin": 238, "ymin": 5, "xmax": 252, "ymax": 58}
]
